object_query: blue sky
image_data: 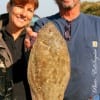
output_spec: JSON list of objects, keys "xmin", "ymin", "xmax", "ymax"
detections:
[{"xmin": 0, "ymin": 0, "xmax": 99, "ymax": 17}]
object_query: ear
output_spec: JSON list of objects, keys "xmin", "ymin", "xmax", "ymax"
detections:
[{"xmin": 7, "ymin": 2, "xmax": 11, "ymax": 13}]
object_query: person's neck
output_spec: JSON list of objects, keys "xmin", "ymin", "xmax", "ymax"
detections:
[
  {"xmin": 6, "ymin": 23, "xmax": 24, "ymax": 40},
  {"xmin": 60, "ymin": 3, "xmax": 80, "ymax": 22}
]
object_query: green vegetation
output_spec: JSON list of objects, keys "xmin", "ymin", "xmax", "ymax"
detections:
[{"xmin": 81, "ymin": 2, "xmax": 100, "ymax": 16}]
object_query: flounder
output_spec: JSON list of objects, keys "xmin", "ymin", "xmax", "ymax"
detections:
[{"xmin": 28, "ymin": 22, "xmax": 70, "ymax": 100}]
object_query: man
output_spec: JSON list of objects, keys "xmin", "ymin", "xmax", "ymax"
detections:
[{"xmin": 25, "ymin": 0, "xmax": 100, "ymax": 99}]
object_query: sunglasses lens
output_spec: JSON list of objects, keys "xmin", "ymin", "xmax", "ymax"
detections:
[{"xmin": 64, "ymin": 23, "xmax": 71, "ymax": 41}]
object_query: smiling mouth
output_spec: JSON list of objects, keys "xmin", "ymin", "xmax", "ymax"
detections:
[{"xmin": 17, "ymin": 17, "xmax": 26, "ymax": 23}]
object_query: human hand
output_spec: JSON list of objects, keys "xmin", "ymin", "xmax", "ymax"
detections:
[{"xmin": 24, "ymin": 27, "xmax": 37, "ymax": 49}]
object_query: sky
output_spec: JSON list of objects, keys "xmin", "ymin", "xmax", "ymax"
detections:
[{"xmin": 0, "ymin": 0, "xmax": 99, "ymax": 17}]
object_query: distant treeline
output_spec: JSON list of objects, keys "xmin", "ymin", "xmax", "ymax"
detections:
[{"xmin": 81, "ymin": 1, "xmax": 100, "ymax": 16}]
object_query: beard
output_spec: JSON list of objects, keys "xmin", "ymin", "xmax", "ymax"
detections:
[
  {"xmin": 55, "ymin": 0, "xmax": 79, "ymax": 11},
  {"xmin": 62, "ymin": 3, "xmax": 75, "ymax": 10}
]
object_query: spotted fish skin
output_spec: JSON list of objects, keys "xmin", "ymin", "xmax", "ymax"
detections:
[{"xmin": 28, "ymin": 22, "xmax": 70, "ymax": 100}]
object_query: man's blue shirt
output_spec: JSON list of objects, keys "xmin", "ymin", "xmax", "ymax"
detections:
[{"xmin": 33, "ymin": 13, "xmax": 100, "ymax": 100}]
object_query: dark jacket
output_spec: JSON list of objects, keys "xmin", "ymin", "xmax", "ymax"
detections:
[
  {"xmin": 0, "ymin": 14, "xmax": 13, "ymax": 100},
  {"xmin": 0, "ymin": 13, "xmax": 31, "ymax": 100},
  {"xmin": 0, "ymin": 33, "xmax": 13, "ymax": 68}
]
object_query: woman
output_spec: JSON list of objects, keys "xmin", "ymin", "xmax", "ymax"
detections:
[{"xmin": 0, "ymin": 0, "xmax": 38, "ymax": 99}]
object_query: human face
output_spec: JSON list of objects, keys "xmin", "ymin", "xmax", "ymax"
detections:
[
  {"xmin": 55, "ymin": 0, "xmax": 80, "ymax": 10},
  {"xmin": 7, "ymin": 3, "xmax": 34, "ymax": 29}
]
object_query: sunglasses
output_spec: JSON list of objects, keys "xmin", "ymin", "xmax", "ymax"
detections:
[{"xmin": 64, "ymin": 22, "xmax": 71, "ymax": 41}]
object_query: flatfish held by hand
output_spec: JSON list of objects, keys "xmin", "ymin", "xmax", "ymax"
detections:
[{"xmin": 28, "ymin": 22, "xmax": 70, "ymax": 100}]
